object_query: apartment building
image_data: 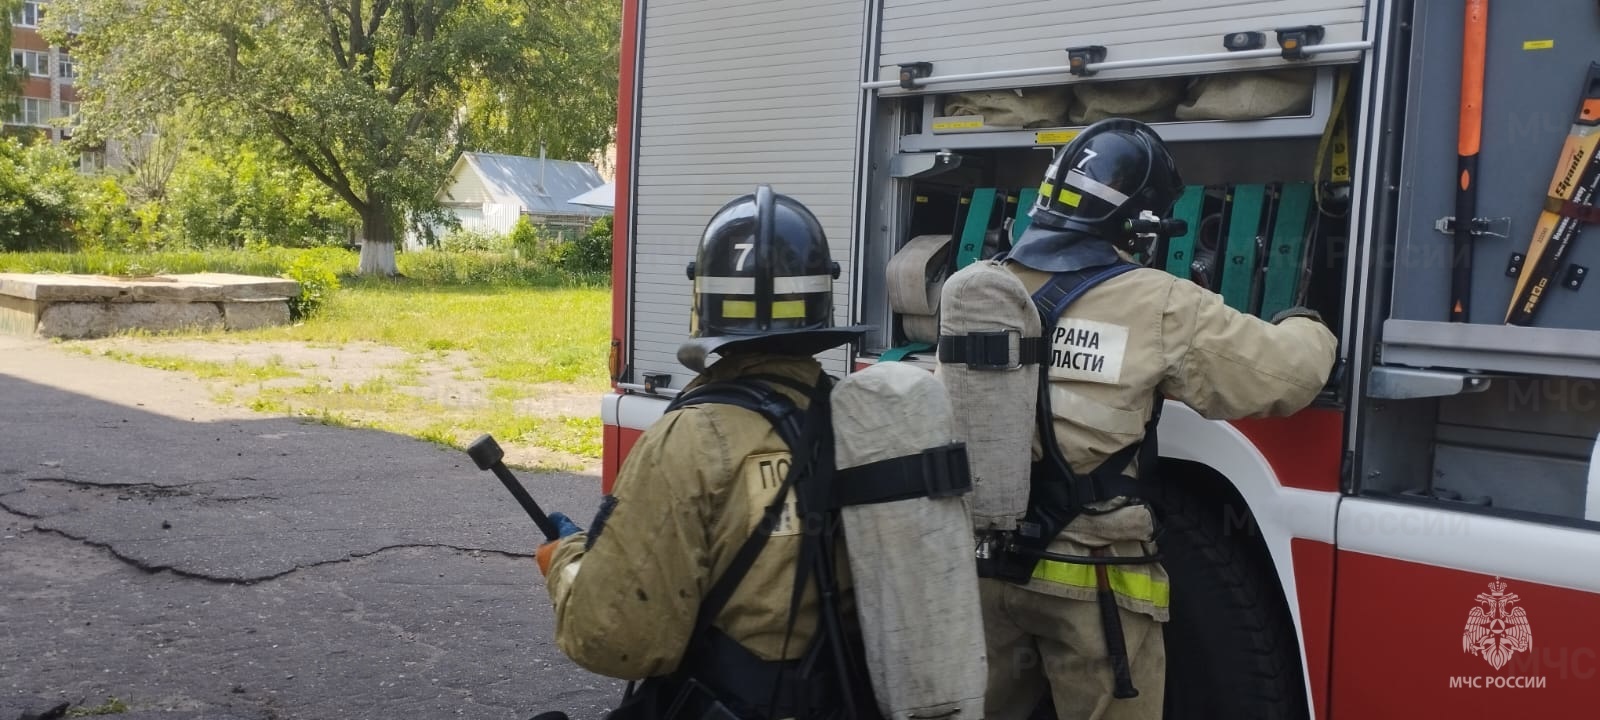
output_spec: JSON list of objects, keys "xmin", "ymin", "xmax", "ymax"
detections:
[{"xmin": 6, "ymin": 0, "xmax": 77, "ymax": 142}]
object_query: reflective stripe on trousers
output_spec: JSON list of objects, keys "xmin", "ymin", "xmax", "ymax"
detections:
[{"xmin": 1031, "ymin": 560, "xmax": 1170, "ymax": 609}]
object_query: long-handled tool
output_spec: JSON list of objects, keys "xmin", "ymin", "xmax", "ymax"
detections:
[
  {"xmin": 467, "ymin": 433, "xmax": 560, "ymax": 540},
  {"xmin": 1505, "ymin": 63, "xmax": 1600, "ymax": 325},
  {"xmin": 1091, "ymin": 547, "xmax": 1139, "ymax": 699},
  {"xmin": 1450, "ymin": 0, "xmax": 1488, "ymax": 322}
]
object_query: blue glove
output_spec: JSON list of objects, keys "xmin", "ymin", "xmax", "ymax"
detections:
[{"xmin": 548, "ymin": 511, "xmax": 583, "ymax": 538}]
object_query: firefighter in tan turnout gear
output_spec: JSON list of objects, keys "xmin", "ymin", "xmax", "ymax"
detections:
[
  {"xmin": 535, "ymin": 187, "xmax": 882, "ymax": 720},
  {"xmin": 947, "ymin": 119, "xmax": 1338, "ymax": 720}
]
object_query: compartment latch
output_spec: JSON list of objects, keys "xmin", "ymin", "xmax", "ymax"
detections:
[
  {"xmin": 897, "ymin": 62, "xmax": 932, "ymax": 90},
  {"xmin": 1275, "ymin": 25, "xmax": 1326, "ymax": 60},
  {"xmin": 1065, "ymin": 45, "xmax": 1107, "ymax": 76},
  {"xmin": 643, "ymin": 373, "xmax": 672, "ymax": 394}
]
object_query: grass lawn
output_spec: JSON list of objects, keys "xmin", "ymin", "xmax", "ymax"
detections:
[
  {"xmin": 250, "ymin": 278, "xmax": 611, "ymax": 389},
  {"xmin": 239, "ymin": 278, "xmax": 612, "ymax": 465},
  {"xmin": 13, "ymin": 249, "xmax": 616, "ymax": 472}
]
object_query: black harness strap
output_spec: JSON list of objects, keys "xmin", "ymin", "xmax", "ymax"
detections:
[
  {"xmin": 1029, "ymin": 262, "xmax": 1146, "ymax": 518},
  {"xmin": 936, "ymin": 332, "xmax": 1045, "ymax": 370},
  {"xmin": 651, "ymin": 376, "xmax": 817, "ymax": 719},
  {"xmin": 667, "ymin": 380, "xmax": 806, "ymax": 451},
  {"xmin": 656, "ymin": 373, "xmax": 871, "ymax": 720},
  {"xmin": 832, "ymin": 443, "xmax": 971, "ymax": 507},
  {"xmin": 1025, "ymin": 261, "xmax": 1161, "ymax": 702}
]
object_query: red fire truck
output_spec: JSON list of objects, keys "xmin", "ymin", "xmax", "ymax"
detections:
[{"xmin": 600, "ymin": 0, "xmax": 1600, "ymax": 717}]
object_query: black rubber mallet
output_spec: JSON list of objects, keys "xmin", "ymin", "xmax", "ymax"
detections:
[{"xmin": 467, "ymin": 434, "xmax": 560, "ymax": 541}]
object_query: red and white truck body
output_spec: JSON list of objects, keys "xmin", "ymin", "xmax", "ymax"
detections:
[{"xmin": 602, "ymin": 1, "xmax": 1600, "ymax": 716}]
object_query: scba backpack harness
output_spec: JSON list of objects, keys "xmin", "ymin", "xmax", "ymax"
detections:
[
  {"xmin": 606, "ymin": 373, "xmax": 879, "ymax": 720},
  {"xmin": 941, "ymin": 259, "xmax": 1165, "ymax": 699}
]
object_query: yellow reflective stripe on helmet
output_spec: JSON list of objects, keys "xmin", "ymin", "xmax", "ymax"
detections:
[
  {"xmin": 770, "ymin": 301, "xmax": 807, "ymax": 318},
  {"xmin": 721, "ymin": 300, "xmax": 807, "ymax": 319},
  {"xmin": 1032, "ymin": 560, "xmax": 1170, "ymax": 608},
  {"xmin": 722, "ymin": 300, "xmax": 757, "ymax": 318},
  {"xmin": 1039, "ymin": 181, "xmax": 1081, "ymax": 208}
]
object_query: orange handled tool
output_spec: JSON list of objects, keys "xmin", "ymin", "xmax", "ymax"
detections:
[{"xmin": 1451, "ymin": 0, "xmax": 1488, "ymax": 322}]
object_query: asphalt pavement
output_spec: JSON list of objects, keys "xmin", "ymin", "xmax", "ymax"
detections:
[{"xmin": 0, "ymin": 335, "xmax": 622, "ymax": 720}]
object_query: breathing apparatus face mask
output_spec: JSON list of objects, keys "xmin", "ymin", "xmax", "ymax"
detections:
[{"xmin": 1124, "ymin": 209, "xmax": 1190, "ymax": 261}]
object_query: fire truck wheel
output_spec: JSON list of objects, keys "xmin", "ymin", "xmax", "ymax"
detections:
[{"xmin": 1137, "ymin": 463, "xmax": 1310, "ymax": 720}]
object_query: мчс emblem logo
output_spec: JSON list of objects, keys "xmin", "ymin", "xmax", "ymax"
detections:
[{"xmin": 1462, "ymin": 577, "xmax": 1534, "ymax": 671}]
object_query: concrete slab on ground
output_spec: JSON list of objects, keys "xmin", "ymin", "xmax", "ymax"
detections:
[
  {"xmin": 0, "ymin": 274, "xmax": 298, "ymax": 303},
  {"xmin": 0, "ymin": 274, "xmax": 298, "ymax": 339}
]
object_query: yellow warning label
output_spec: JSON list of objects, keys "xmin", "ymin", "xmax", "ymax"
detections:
[
  {"xmin": 1523, "ymin": 40, "xmax": 1555, "ymax": 50},
  {"xmin": 933, "ymin": 119, "xmax": 985, "ymax": 131},
  {"xmin": 1034, "ymin": 130, "xmax": 1080, "ymax": 145}
]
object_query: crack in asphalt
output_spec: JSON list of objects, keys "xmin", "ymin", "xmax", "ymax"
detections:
[
  {"xmin": 25, "ymin": 476, "xmax": 207, "ymax": 492},
  {"xmin": 22, "ymin": 477, "xmax": 281, "ymax": 504},
  {"xmin": 2, "ymin": 508, "xmax": 531, "ymax": 585},
  {"xmin": 0, "ymin": 496, "xmax": 40, "ymax": 519},
  {"xmin": 198, "ymin": 495, "xmax": 282, "ymax": 503}
]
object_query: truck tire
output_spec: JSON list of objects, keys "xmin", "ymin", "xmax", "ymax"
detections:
[{"xmin": 1135, "ymin": 463, "xmax": 1309, "ymax": 720}]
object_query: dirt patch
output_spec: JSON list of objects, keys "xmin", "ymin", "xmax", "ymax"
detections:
[
  {"xmin": 88, "ymin": 337, "xmax": 449, "ymax": 385},
  {"xmin": 513, "ymin": 383, "xmax": 602, "ymax": 419},
  {"xmin": 73, "ymin": 336, "xmax": 603, "ymax": 474}
]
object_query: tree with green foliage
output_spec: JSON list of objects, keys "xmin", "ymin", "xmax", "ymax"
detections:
[
  {"xmin": 165, "ymin": 141, "xmax": 359, "ymax": 250},
  {"xmin": 457, "ymin": 8, "xmax": 618, "ymax": 165},
  {"xmin": 0, "ymin": 0, "xmax": 26, "ymax": 117},
  {"xmin": 51, "ymin": 0, "xmax": 620, "ymax": 275}
]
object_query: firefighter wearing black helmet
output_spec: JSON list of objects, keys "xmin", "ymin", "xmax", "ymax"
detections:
[
  {"xmin": 536, "ymin": 187, "xmax": 878, "ymax": 720},
  {"xmin": 981, "ymin": 119, "xmax": 1338, "ymax": 720}
]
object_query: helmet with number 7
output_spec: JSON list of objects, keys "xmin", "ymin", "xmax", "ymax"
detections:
[
  {"xmin": 1008, "ymin": 118, "xmax": 1184, "ymax": 272},
  {"xmin": 678, "ymin": 186, "xmax": 869, "ymax": 372}
]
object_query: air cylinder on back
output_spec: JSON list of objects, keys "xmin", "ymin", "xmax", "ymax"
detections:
[
  {"xmin": 935, "ymin": 259, "xmax": 1043, "ymax": 531},
  {"xmin": 831, "ymin": 362, "xmax": 986, "ymax": 720}
]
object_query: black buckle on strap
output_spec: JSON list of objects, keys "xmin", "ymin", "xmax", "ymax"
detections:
[
  {"xmin": 920, "ymin": 442, "xmax": 972, "ymax": 499},
  {"xmin": 937, "ymin": 330, "xmax": 1041, "ymax": 370}
]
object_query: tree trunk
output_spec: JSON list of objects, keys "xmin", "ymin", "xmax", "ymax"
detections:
[{"xmin": 357, "ymin": 195, "xmax": 400, "ymax": 276}]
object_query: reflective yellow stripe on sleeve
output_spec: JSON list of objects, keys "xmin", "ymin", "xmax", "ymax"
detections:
[{"xmin": 1032, "ymin": 560, "xmax": 1170, "ymax": 609}]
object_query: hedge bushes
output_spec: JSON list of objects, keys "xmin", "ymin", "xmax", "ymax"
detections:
[
  {"xmin": 439, "ymin": 215, "xmax": 612, "ymax": 278},
  {"xmin": 0, "ymin": 137, "xmax": 357, "ymax": 253}
]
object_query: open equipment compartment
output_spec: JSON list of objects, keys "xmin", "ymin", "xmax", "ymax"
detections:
[
  {"xmin": 1382, "ymin": 0, "xmax": 1600, "ymax": 379},
  {"xmin": 1359, "ymin": 0, "xmax": 1600, "ymax": 526},
  {"xmin": 859, "ymin": 57, "xmax": 1364, "ymax": 393}
]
